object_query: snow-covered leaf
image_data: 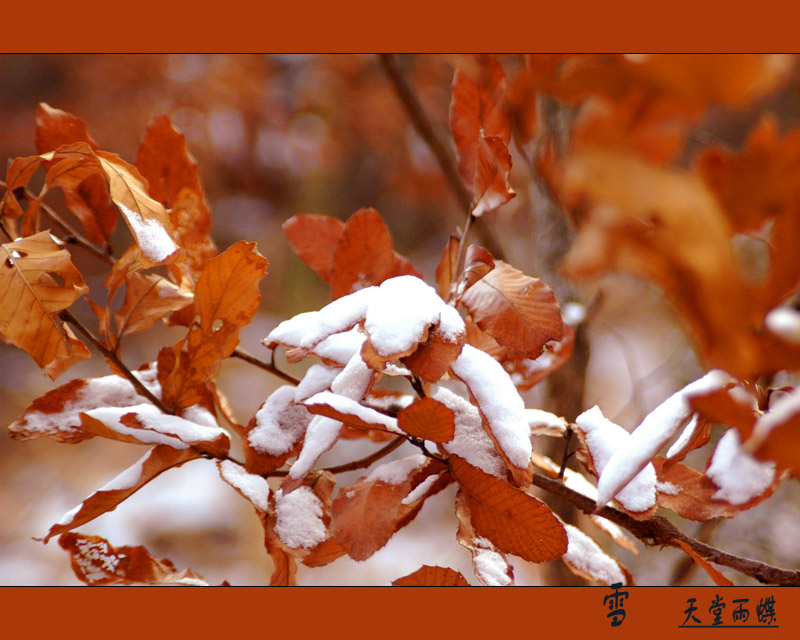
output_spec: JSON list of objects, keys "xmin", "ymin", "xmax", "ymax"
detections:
[
  {"xmin": 456, "ymin": 491, "xmax": 514, "ymax": 586},
  {"xmin": 561, "ymin": 522, "xmax": 632, "ymax": 586}
]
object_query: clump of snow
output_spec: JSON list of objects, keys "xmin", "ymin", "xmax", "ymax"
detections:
[
  {"xmin": 330, "ymin": 352, "xmax": 373, "ymax": 399},
  {"xmin": 595, "ymin": 371, "xmax": 732, "ymax": 509},
  {"xmin": 666, "ymin": 415, "xmax": 699, "ymax": 459},
  {"xmin": 249, "ymin": 386, "xmax": 310, "ymax": 456},
  {"xmin": 73, "ymin": 537, "xmax": 118, "ymax": 584},
  {"xmin": 765, "ymin": 306, "xmax": 800, "ymax": 344},
  {"xmin": 562, "ymin": 523, "xmax": 626, "ymax": 585},
  {"xmin": 472, "ymin": 538, "xmax": 512, "ymax": 586},
  {"xmin": 274, "ymin": 487, "xmax": 327, "ymax": 549},
  {"xmin": 304, "ymin": 391, "xmax": 400, "ymax": 433},
  {"xmin": 574, "ymin": 406, "xmax": 656, "ymax": 512},
  {"xmin": 366, "ymin": 454, "xmax": 427, "ymax": 484},
  {"xmin": 401, "ymin": 475, "xmax": 439, "ymax": 505},
  {"xmin": 294, "ymin": 364, "xmax": 341, "ymax": 402},
  {"xmin": 364, "ymin": 393, "xmax": 415, "ymax": 413},
  {"xmin": 706, "ymin": 429, "xmax": 776, "ymax": 505},
  {"xmin": 364, "ymin": 276, "xmax": 464, "ymax": 357},
  {"xmin": 288, "ymin": 416, "xmax": 342, "ymax": 480},
  {"xmin": 298, "ymin": 287, "xmax": 377, "ymax": 351},
  {"xmin": 313, "ymin": 329, "xmax": 366, "ymax": 365},
  {"xmin": 97, "ymin": 454, "xmax": 147, "ymax": 492},
  {"xmin": 219, "ymin": 460, "xmax": 270, "ymax": 511},
  {"xmin": 434, "ymin": 387, "xmax": 505, "ymax": 477},
  {"xmin": 525, "ymin": 409, "xmax": 567, "ymax": 436},
  {"xmin": 134, "ymin": 409, "xmax": 227, "ymax": 445},
  {"xmin": 180, "ymin": 405, "xmax": 219, "ymax": 428},
  {"xmin": 656, "ymin": 481, "xmax": 680, "ymax": 495},
  {"xmin": 117, "ymin": 201, "xmax": 177, "ymax": 263},
  {"xmin": 450, "ymin": 345, "xmax": 531, "ymax": 469}
]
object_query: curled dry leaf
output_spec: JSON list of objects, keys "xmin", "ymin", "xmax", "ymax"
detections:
[
  {"xmin": 44, "ymin": 445, "xmax": 202, "ymax": 541},
  {"xmin": 303, "ymin": 391, "xmax": 398, "ymax": 435},
  {"xmin": 400, "ymin": 321, "xmax": 465, "ymax": 382},
  {"xmin": 59, "ymin": 532, "xmax": 212, "ymax": 586},
  {"xmin": 450, "ymin": 55, "xmax": 515, "ymax": 216},
  {"xmin": 448, "ymin": 456, "xmax": 567, "ymax": 563},
  {"xmin": 673, "ymin": 539, "xmax": 733, "ymax": 586},
  {"xmin": 434, "ymin": 234, "xmax": 460, "ymax": 300},
  {"xmin": 460, "ymin": 260, "xmax": 564, "ymax": 361},
  {"xmin": 0, "ymin": 231, "xmax": 90, "ymax": 379},
  {"xmin": 392, "ymin": 565, "xmax": 470, "ymax": 586},
  {"xmin": 398, "ymin": 397, "xmax": 455, "ymax": 443},
  {"xmin": 160, "ymin": 241, "xmax": 268, "ymax": 412}
]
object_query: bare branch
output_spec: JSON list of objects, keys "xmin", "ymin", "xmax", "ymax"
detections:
[{"xmin": 231, "ymin": 348, "xmax": 300, "ymax": 386}]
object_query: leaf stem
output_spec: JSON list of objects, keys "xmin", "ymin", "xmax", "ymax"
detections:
[
  {"xmin": 231, "ymin": 348, "xmax": 300, "ymax": 386},
  {"xmin": 60, "ymin": 309, "xmax": 171, "ymax": 414}
]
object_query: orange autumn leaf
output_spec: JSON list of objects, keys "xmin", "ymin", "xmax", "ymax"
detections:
[
  {"xmin": 434, "ymin": 234, "xmax": 460, "ymax": 300},
  {"xmin": 450, "ymin": 55, "xmax": 515, "ymax": 216},
  {"xmin": 449, "ymin": 456, "xmax": 567, "ymax": 563},
  {"xmin": 455, "ymin": 491, "xmax": 514, "ymax": 586},
  {"xmin": 35, "ymin": 103, "xmax": 98, "ymax": 155},
  {"xmin": 392, "ymin": 565, "xmax": 470, "ymax": 586},
  {"xmin": 283, "ymin": 214, "xmax": 345, "ymax": 284},
  {"xmin": 673, "ymin": 539, "xmax": 733, "ymax": 587},
  {"xmin": 161, "ymin": 241, "xmax": 268, "ymax": 411},
  {"xmin": 0, "ymin": 231, "xmax": 90, "ymax": 379},
  {"xmin": 460, "ymin": 260, "xmax": 564, "ymax": 360},
  {"xmin": 330, "ymin": 207, "xmax": 421, "ymax": 299},
  {"xmin": 398, "ymin": 397, "xmax": 455, "ymax": 443},
  {"xmin": 59, "ymin": 532, "xmax": 212, "ymax": 586}
]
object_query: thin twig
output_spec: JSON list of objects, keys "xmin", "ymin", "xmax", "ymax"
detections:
[
  {"xmin": 377, "ymin": 54, "xmax": 505, "ymax": 260},
  {"xmin": 232, "ymin": 348, "xmax": 300, "ymax": 386},
  {"xmin": 530, "ymin": 473, "xmax": 800, "ymax": 586},
  {"xmin": 557, "ymin": 425, "xmax": 573, "ymax": 481},
  {"xmin": 263, "ymin": 435, "xmax": 407, "ymax": 478},
  {"xmin": 0, "ymin": 180, "xmax": 114, "ymax": 265},
  {"xmin": 60, "ymin": 309, "xmax": 171, "ymax": 414}
]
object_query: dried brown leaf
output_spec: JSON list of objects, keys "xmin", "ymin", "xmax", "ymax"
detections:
[
  {"xmin": 392, "ymin": 565, "xmax": 470, "ymax": 586},
  {"xmin": 401, "ymin": 321, "xmax": 464, "ymax": 382},
  {"xmin": 398, "ymin": 397, "xmax": 455, "ymax": 443},
  {"xmin": 673, "ymin": 539, "xmax": 733, "ymax": 586},
  {"xmin": 456, "ymin": 491, "xmax": 514, "ymax": 586},
  {"xmin": 434, "ymin": 234, "xmax": 460, "ymax": 300},
  {"xmin": 59, "ymin": 532, "xmax": 211, "ymax": 586},
  {"xmin": 0, "ymin": 231, "xmax": 90, "ymax": 379},
  {"xmin": 461, "ymin": 261, "xmax": 564, "ymax": 361},
  {"xmin": 449, "ymin": 456, "xmax": 567, "ymax": 563},
  {"xmin": 283, "ymin": 214, "xmax": 345, "ymax": 284},
  {"xmin": 35, "ymin": 103, "xmax": 98, "ymax": 155}
]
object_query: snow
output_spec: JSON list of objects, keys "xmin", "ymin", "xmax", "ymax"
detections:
[
  {"xmin": 656, "ymin": 481, "xmax": 680, "ymax": 495},
  {"xmin": 472, "ymin": 538, "xmax": 512, "ymax": 586},
  {"xmin": 330, "ymin": 352, "xmax": 373, "ymax": 399},
  {"xmin": 765, "ymin": 306, "xmax": 800, "ymax": 344},
  {"xmin": 525, "ymin": 409, "xmax": 567, "ymax": 436},
  {"xmin": 13, "ymin": 373, "xmax": 156, "ymax": 439},
  {"xmin": 219, "ymin": 460, "xmax": 270, "ymax": 511},
  {"xmin": 706, "ymin": 429, "xmax": 776, "ymax": 505},
  {"xmin": 288, "ymin": 416, "xmax": 342, "ymax": 479},
  {"xmin": 574, "ymin": 406, "xmax": 656, "ymax": 512},
  {"xmin": 85, "ymin": 404, "xmax": 227, "ymax": 449},
  {"xmin": 450, "ymin": 345, "xmax": 532, "ymax": 469},
  {"xmin": 97, "ymin": 455, "xmax": 147, "ymax": 492},
  {"xmin": 562, "ymin": 523, "xmax": 626, "ymax": 585},
  {"xmin": 401, "ymin": 475, "xmax": 438, "ymax": 505},
  {"xmin": 366, "ymin": 454, "xmax": 427, "ymax": 484},
  {"xmin": 363, "ymin": 276, "xmax": 464, "ymax": 357},
  {"xmin": 274, "ymin": 487, "xmax": 327, "ymax": 549},
  {"xmin": 595, "ymin": 371, "xmax": 731, "ymax": 509},
  {"xmin": 298, "ymin": 287, "xmax": 377, "ymax": 351},
  {"xmin": 312, "ymin": 329, "xmax": 366, "ymax": 365},
  {"xmin": 666, "ymin": 415, "xmax": 698, "ymax": 459},
  {"xmin": 434, "ymin": 387, "xmax": 506, "ymax": 477},
  {"xmin": 265, "ymin": 311, "xmax": 319, "ymax": 348},
  {"xmin": 180, "ymin": 405, "xmax": 219, "ymax": 428},
  {"xmin": 73, "ymin": 536, "xmax": 118, "ymax": 584},
  {"xmin": 294, "ymin": 364, "xmax": 341, "ymax": 402},
  {"xmin": 117, "ymin": 201, "xmax": 177, "ymax": 263},
  {"xmin": 304, "ymin": 391, "xmax": 400, "ymax": 433},
  {"xmin": 248, "ymin": 386, "xmax": 310, "ymax": 456},
  {"xmin": 364, "ymin": 393, "xmax": 415, "ymax": 412}
]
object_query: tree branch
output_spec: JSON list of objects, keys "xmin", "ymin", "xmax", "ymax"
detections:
[
  {"xmin": 530, "ymin": 473, "xmax": 800, "ymax": 586},
  {"xmin": 60, "ymin": 308, "xmax": 171, "ymax": 414},
  {"xmin": 376, "ymin": 53, "xmax": 505, "ymax": 260},
  {"xmin": 263, "ymin": 435, "xmax": 407, "ymax": 478},
  {"xmin": 231, "ymin": 348, "xmax": 300, "ymax": 386}
]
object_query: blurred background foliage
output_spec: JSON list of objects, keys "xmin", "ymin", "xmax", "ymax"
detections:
[{"xmin": 3, "ymin": 54, "xmax": 800, "ymax": 585}]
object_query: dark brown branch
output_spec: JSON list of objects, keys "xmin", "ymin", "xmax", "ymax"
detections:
[
  {"xmin": 530, "ymin": 473, "xmax": 800, "ymax": 586},
  {"xmin": 376, "ymin": 54, "xmax": 505, "ymax": 260},
  {"xmin": 263, "ymin": 435, "xmax": 407, "ymax": 478},
  {"xmin": 0, "ymin": 180, "xmax": 115, "ymax": 265},
  {"xmin": 231, "ymin": 348, "xmax": 300, "ymax": 386},
  {"xmin": 60, "ymin": 309, "xmax": 171, "ymax": 414}
]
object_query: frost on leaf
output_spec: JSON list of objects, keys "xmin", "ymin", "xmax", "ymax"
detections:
[
  {"xmin": 449, "ymin": 456, "xmax": 567, "ymax": 563},
  {"xmin": 331, "ymin": 456, "xmax": 448, "ymax": 561},
  {"xmin": 450, "ymin": 55, "xmax": 516, "ymax": 216},
  {"xmin": 45, "ymin": 445, "xmax": 202, "ymax": 541},
  {"xmin": 0, "ymin": 231, "xmax": 90, "ymax": 379},
  {"xmin": 573, "ymin": 406, "xmax": 657, "ymax": 516},
  {"xmin": 59, "ymin": 532, "xmax": 213, "ymax": 586},
  {"xmin": 392, "ymin": 565, "xmax": 470, "ymax": 586}
]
